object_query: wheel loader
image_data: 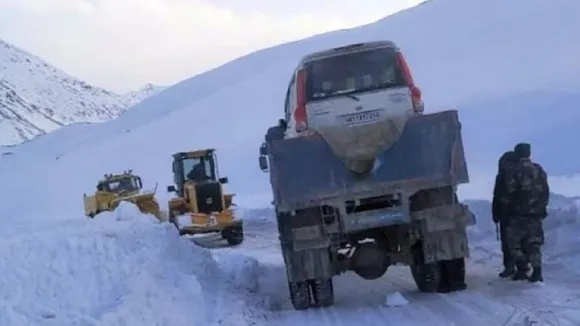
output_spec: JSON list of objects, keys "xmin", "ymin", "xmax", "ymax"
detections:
[
  {"xmin": 83, "ymin": 170, "xmax": 161, "ymax": 219},
  {"xmin": 166, "ymin": 149, "xmax": 243, "ymax": 246},
  {"xmin": 259, "ymin": 40, "xmax": 476, "ymax": 309}
]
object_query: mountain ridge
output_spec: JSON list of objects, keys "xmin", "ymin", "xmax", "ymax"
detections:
[{"xmin": 0, "ymin": 38, "xmax": 165, "ymax": 146}]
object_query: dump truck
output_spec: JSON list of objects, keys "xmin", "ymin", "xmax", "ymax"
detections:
[
  {"xmin": 83, "ymin": 170, "xmax": 161, "ymax": 219},
  {"xmin": 166, "ymin": 149, "xmax": 243, "ymax": 246},
  {"xmin": 258, "ymin": 41, "xmax": 476, "ymax": 310}
]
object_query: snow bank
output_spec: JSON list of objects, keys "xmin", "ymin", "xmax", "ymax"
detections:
[
  {"xmin": 213, "ymin": 251, "xmax": 261, "ymax": 293},
  {"xmin": 0, "ymin": 202, "xmax": 261, "ymax": 325}
]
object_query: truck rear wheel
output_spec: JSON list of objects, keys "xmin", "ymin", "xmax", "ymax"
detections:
[
  {"xmin": 410, "ymin": 245, "xmax": 441, "ymax": 292},
  {"xmin": 409, "ymin": 186, "xmax": 464, "ymax": 293},
  {"xmin": 310, "ymin": 278, "xmax": 334, "ymax": 307},
  {"xmin": 288, "ymin": 281, "xmax": 311, "ymax": 310}
]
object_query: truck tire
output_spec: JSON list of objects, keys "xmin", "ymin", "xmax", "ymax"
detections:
[
  {"xmin": 310, "ymin": 278, "xmax": 334, "ymax": 307},
  {"xmin": 288, "ymin": 281, "xmax": 311, "ymax": 310},
  {"xmin": 410, "ymin": 244, "xmax": 441, "ymax": 292}
]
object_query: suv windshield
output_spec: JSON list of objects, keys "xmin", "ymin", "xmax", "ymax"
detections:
[
  {"xmin": 102, "ymin": 177, "xmax": 139, "ymax": 193},
  {"xmin": 305, "ymin": 47, "xmax": 405, "ymax": 102}
]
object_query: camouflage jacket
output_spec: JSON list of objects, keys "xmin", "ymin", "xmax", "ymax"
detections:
[{"xmin": 500, "ymin": 158, "xmax": 549, "ymax": 218}]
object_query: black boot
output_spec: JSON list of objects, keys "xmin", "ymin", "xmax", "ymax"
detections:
[
  {"xmin": 499, "ymin": 251, "xmax": 515, "ymax": 278},
  {"xmin": 511, "ymin": 262, "xmax": 529, "ymax": 281},
  {"xmin": 499, "ymin": 267, "xmax": 515, "ymax": 278},
  {"xmin": 499, "ymin": 255, "xmax": 514, "ymax": 277},
  {"xmin": 528, "ymin": 266, "xmax": 543, "ymax": 283}
]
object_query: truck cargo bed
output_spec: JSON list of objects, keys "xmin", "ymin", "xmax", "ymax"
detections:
[{"xmin": 267, "ymin": 110, "xmax": 469, "ymax": 210}]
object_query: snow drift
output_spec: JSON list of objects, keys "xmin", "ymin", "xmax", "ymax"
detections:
[{"xmin": 0, "ymin": 202, "xmax": 261, "ymax": 326}]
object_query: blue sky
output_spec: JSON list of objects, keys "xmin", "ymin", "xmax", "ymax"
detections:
[{"xmin": 0, "ymin": 0, "xmax": 422, "ymax": 92}]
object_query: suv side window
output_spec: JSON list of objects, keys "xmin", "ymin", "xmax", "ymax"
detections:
[{"xmin": 284, "ymin": 74, "xmax": 295, "ymax": 123}]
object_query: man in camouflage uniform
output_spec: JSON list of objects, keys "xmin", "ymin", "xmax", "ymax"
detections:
[
  {"xmin": 501, "ymin": 143, "xmax": 549, "ymax": 283},
  {"xmin": 492, "ymin": 150, "xmax": 519, "ymax": 277}
]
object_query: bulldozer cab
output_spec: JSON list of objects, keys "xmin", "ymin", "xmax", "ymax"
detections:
[
  {"xmin": 97, "ymin": 171, "xmax": 143, "ymax": 196},
  {"xmin": 167, "ymin": 149, "xmax": 228, "ymax": 197}
]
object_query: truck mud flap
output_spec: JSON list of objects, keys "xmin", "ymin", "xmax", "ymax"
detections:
[
  {"xmin": 422, "ymin": 227, "xmax": 470, "ymax": 263},
  {"xmin": 267, "ymin": 110, "xmax": 469, "ymax": 210}
]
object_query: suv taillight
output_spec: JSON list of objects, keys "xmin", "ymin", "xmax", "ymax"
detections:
[
  {"xmin": 293, "ymin": 69, "xmax": 307, "ymax": 132},
  {"xmin": 396, "ymin": 51, "xmax": 424, "ymax": 114}
]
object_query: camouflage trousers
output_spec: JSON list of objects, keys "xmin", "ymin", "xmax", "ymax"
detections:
[{"xmin": 506, "ymin": 217, "xmax": 544, "ymax": 268}]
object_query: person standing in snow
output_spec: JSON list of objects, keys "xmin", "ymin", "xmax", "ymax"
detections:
[
  {"xmin": 501, "ymin": 143, "xmax": 549, "ymax": 283},
  {"xmin": 492, "ymin": 150, "xmax": 520, "ymax": 278}
]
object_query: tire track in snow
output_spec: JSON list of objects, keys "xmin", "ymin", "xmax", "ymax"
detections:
[{"xmin": 233, "ymin": 213, "xmax": 580, "ymax": 325}]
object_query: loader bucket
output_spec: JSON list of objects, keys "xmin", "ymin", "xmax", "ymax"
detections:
[{"xmin": 125, "ymin": 193, "xmax": 162, "ymax": 219}]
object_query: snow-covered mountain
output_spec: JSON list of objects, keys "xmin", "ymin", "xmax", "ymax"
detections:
[
  {"xmin": 121, "ymin": 83, "xmax": 167, "ymax": 106},
  {"xmin": 0, "ymin": 39, "xmax": 163, "ymax": 146},
  {"xmin": 2, "ymin": 0, "xmax": 580, "ymax": 216}
]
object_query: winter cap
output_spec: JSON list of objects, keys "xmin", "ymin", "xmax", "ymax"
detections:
[
  {"xmin": 514, "ymin": 143, "xmax": 531, "ymax": 158},
  {"xmin": 498, "ymin": 150, "xmax": 517, "ymax": 171}
]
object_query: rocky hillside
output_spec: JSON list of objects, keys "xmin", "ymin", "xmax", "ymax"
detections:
[
  {"xmin": 121, "ymin": 83, "xmax": 166, "ymax": 105},
  {"xmin": 0, "ymin": 39, "xmax": 164, "ymax": 146}
]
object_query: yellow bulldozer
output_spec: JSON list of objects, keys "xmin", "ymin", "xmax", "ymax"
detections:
[
  {"xmin": 83, "ymin": 170, "xmax": 161, "ymax": 219},
  {"xmin": 166, "ymin": 149, "xmax": 243, "ymax": 246}
]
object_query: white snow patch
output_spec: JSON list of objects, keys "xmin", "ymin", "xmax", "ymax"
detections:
[
  {"xmin": 177, "ymin": 214, "xmax": 193, "ymax": 227},
  {"xmin": 214, "ymin": 251, "xmax": 262, "ymax": 293},
  {"xmin": 385, "ymin": 292, "xmax": 409, "ymax": 307}
]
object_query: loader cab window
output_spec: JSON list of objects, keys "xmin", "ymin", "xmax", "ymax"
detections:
[
  {"xmin": 183, "ymin": 156, "xmax": 215, "ymax": 182},
  {"xmin": 305, "ymin": 47, "xmax": 405, "ymax": 102},
  {"xmin": 101, "ymin": 177, "xmax": 139, "ymax": 193}
]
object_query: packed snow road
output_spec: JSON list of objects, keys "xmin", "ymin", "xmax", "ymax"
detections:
[
  {"xmin": 207, "ymin": 210, "xmax": 580, "ymax": 326},
  {"xmin": 1, "ymin": 203, "xmax": 578, "ymax": 326}
]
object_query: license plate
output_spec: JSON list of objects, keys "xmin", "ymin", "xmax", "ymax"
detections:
[{"xmin": 340, "ymin": 110, "xmax": 380, "ymax": 126}]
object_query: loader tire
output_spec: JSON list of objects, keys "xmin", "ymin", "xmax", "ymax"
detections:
[
  {"xmin": 222, "ymin": 225, "xmax": 243, "ymax": 246},
  {"xmin": 310, "ymin": 278, "xmax": 334, "ymax": 307},
  {"xmin": 88, "ymin": 210, "xmax": 102, "ymax": 219},
  {"xmin": 288, "ymin": 281, "xmax": 311, "ymax": 310}
]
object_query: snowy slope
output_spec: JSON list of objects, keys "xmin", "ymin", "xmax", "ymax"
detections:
[
  {"xmin": 0, "ymin": 39, "xmax": 163, "ymax": 146},
  {"xmin": 2, "ymin": 0, "xmax": 580, "ymax": 218}
]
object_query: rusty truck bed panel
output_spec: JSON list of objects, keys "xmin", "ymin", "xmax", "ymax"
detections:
[{"xmin": 267, "ymin": 110, "xmax": 469, "ymax": 210}]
